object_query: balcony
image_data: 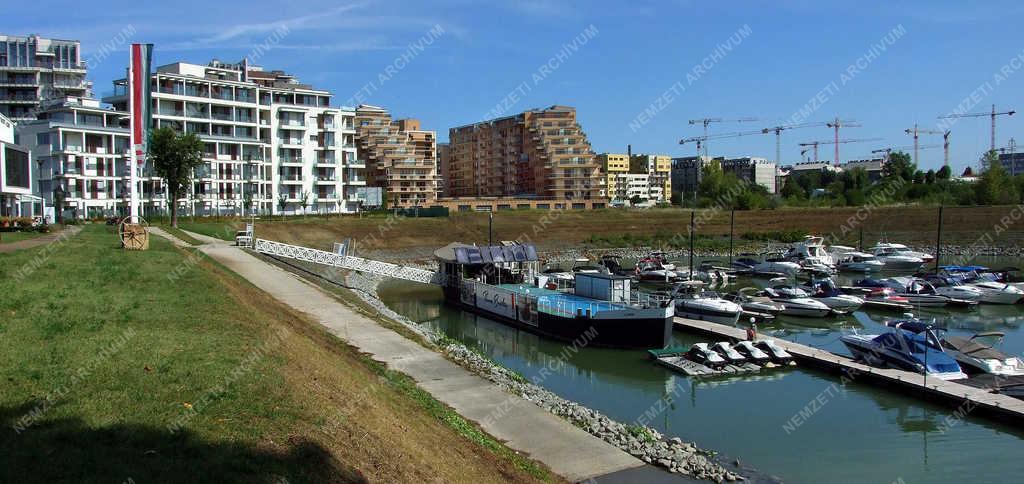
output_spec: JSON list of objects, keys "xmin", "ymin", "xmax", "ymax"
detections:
[
  {"xmin": 315, "ymin": 178, "xmax": 337, "ymax": 184},
  {"xmin": 279, "ymin": 157, "xmax": 303, "ymax": 165}
]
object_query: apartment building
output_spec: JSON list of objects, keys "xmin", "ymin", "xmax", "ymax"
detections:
[
  {"xmin": 354, "ymin": 104, "xmax": 438, "ymax": 207},
  {"xmin": 104, "ymin": 59, "xmax": 363, "ymax": 215},
  {"xmin": 17, "ymin": 97, "xmax": 165, "ymax": 219},
  {"xmin": 0, "ymin": 34, "xmax": 90, "ymax": 123},
  {"xmin": 597, "ymin": 152, "xmax": 670, "ymax": 204},
  {"xmin": 1, "ymin": 111, "xmax": 39, "ymax": 217},
  {"xmin": 447, "ymin": 105, "xmax": 604, "ymax": 201},
  {"xmin": 630, "ymin": 154, "xmax": 671, "ymax": 202},
  {"xmin": 436, "ymin": 142, "xmax": 450, "ymax": 196},
  {"xmin": 670, "ymin": 155, "xmax": 713, "ymax": 200},
  {"xmin": 720, "ymin": 157, "xmax": 777, "ymax": 193}
]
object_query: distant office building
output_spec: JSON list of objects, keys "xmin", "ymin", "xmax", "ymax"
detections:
[
  {"xmin": 1, "ymin": 111, "xmax": 38, "ymax": 216},
  {"xmin": 354, "ymin": 104, "xmax": 439, "ymax": 207},
  {"xmin": 999, "ymin": 152, "xmax": 1024, "ymax": 176},
  {"xmin": 842, "ymin": 157, "xmax": 886, "ymax": 181},
  {"xmin": 0, "ymin": 34, "xmax": 91, "ymax": 123},
  {"xmin": 721, "ymin": 157, "xmax": 777, "ymax": 193},
  {"xmin": 447, "ymin": 105, "xmax": 604, "ymax": 201},
  {"xmin": 670, "ymin": 155, "xmax": 713, "ymax": 200},
  {"xmin": 597, "ymin": 153, "xmax": 669, "ymax": 204}
]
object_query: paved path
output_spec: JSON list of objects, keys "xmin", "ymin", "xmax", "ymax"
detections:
[
  {"xmin": 0, "ymin": 225, "xmax": 81, "ymax": 253},
  {"xmin": 171, "ymin": 230, "xmax": 645, "ymax": 482}
]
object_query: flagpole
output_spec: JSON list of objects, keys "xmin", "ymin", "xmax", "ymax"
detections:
[{"xmin": 128, "ymin": 45, "xmax": 139, "ymax": 223}]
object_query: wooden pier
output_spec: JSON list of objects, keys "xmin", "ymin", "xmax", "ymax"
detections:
[{"xmin": 673, "ymin": 317, "xmax": 1024, "ymax": 426}]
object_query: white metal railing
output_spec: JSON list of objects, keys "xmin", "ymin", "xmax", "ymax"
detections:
[{"xmin": 252, "ymin": 238, "xmax": 443, "ymax": 285}]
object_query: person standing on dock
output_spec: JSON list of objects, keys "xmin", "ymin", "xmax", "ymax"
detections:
[{"xmin": 746, "ymin": 321, "xmax": 757, "ymax": 342}]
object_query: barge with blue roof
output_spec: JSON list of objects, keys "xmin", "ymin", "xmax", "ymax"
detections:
[{"xmin": 434, "ymin": 242, "xmax": 673, "ymax": 349}]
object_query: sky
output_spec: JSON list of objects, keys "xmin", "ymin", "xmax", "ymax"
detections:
[{"xmin": 5, "ymin": 0, "xmax": 1024, "ymax": 173}]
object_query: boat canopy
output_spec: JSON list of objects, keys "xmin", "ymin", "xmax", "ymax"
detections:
[
  {"xmin": 434, "ymin": 242, "xmax": 539, "ymax": 264},
  {"xmin": 943, "ymin": 336, "xmax": 1009, "ymax": 360},
  {"xmin": 939, "ymin": 265, "xmax": 989, "ymax": 272}
]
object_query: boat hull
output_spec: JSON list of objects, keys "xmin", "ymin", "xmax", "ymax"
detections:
[
  {"xmin": 442, "ymin": 286, "xmax": 672, "ymax": 349},
  {"xmin": 841, "ymin": 335, "xmax": 967, "ymax": 380},
  {"xmin": 675, "ymin": 305, "xmax": 741, "ymax": 325}
]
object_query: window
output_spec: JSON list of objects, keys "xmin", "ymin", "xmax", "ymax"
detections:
[
  {"xmin": 4, "ymin": 146, "xmax": 31, "ymax": 188},
  {"xmin": 36, "ymin": 133, "xmax": 50, "ymax": 146}
]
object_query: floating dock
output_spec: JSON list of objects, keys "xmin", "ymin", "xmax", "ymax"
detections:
[{"xmin": 673, "ymin": 317, "xmax": 1024, "ymax": 426}]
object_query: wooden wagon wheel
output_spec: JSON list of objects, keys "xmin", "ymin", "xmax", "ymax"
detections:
[{"xmin": 118, "ymin": 216, "xmax": 150, "ymax": 250}]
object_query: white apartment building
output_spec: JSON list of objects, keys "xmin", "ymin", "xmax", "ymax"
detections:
[
  {"xmin": 17, "ymin": 97, "xmax": 165, "ymax": 219},
  {"xmin": 103, "ymin": 59, "xmax": 363, "ymax": 216},
  {"xmin": 0, "ymin": 34, "xmax": 91, "ymax": 123},
  {"xmin": 2, "ymin": 111, "xmax": 40, "ymax": 217}
]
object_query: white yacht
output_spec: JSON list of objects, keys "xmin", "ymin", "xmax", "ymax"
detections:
[
  {"xmin": 671, "ymin": 281, "xmax": 743, "ymax": 325},
  {"xmin": 761, "ymin": 285, "xmax": 832, "ymax": 317},
  {"xmin": 784, "ymin": 236, "xmax": 836, "ymax": 271},
  {"xmin": 868, "ymin": 243, "xmax": 930, "ymax": 271},
  {"xmin": 831, "ymin": 246, "xmax": 885, "ymax": 273},
  {"xmin": 941, "ymin": 332, "xmax": 1024, "ymax": 376}
]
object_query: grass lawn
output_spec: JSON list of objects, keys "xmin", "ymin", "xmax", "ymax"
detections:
[
  {"xmin": 0, "ymin": 225, "xmax": 554, "ymax": 483},
  {"xmin": 155, "ymin": 225, "xmax": 202, "ymax": 245},
  {"xmin": 0, "ymin": 230, "xmax": 49, "ymax": 244}
]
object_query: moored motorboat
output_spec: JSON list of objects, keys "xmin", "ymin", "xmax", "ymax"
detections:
[
  {"xmin": 801, "ymin": 277, "xmax": 865, "ymax": 314},
  {"xmin": 941, "ymin": 332, "xmax": 1024, "ymax": 376},
  {"xmin": 725, "ymin": 287, "xmax": 786, "ymax": 315},
  {"xmin": 784, "ymin": 235, "xmax": 836, "ymax": 270},
  {"xmin": 672, "ymin": 280, "xmax": 742, "ymax": 325},
  {"xmin": 868, "ymin": 244, "xmax": 926, "ymax": 271},
  {"xmin": 832, "ymin": 246, "xmax": 885, "ymax": 273},
  {"xmin": 760, "ymin": 285, "xmax": 832, "ymax": 317},
  {"xmin": 636, "ymin": 258, "xmax": 681, "ymax": 282},
  {"xmin": 732, "ymin": 255, "xmax": 802, "ymax": 278},
  {"xmin": 840, "ymin": 318, "xmax": 967, "ymax": 380},
  {"xmin": 855, "ymin": 277, "xmax": 950, "ymax": 307}
]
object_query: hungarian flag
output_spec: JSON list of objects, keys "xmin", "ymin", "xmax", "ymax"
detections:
[{"xmin": 129, "ymin": 43, "xmax": 153, "ymax": 166}]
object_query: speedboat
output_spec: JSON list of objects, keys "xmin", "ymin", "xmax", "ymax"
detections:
[
  {"xmin": 784, "ymin": 235, "xmax": 836, "ymax": 272},
  {"xmin": 540, "ymin": 267, "xmax": 574, "ymax": 286},
  {"xmin": 686, "ymin": 343, "xmax": 727, "ymax": 369},
  {"xmin": 648, "ymin": 250, "xmax": 676, "ymax": 271},
  {"xmin": 918, "ymin": 274, "xmax": 984, "ymax": 302},
  {"xmin": 598, "ymin": 255, "xmax": 625, "ymax": 275},
  {"xmin": 801, "ymin": 277, "xmax": 865, "ymax": 314},
  {"xmin": 711, "ymin": 341, "xmax": 748, "ymax": 364},
  {"xmin": 636, "ymin": 258, "xmax": 681, "ymax": 282},
  {"xmin": 941, "ymin": 332, "xmax": 1024, "ymax": 376},
  {"xmin": 868, "ymin": 244, "xmax": 926, "ymax": 271},
  {"xmin": 945, "ymin": 268, "xmax": 1024, "ymax": 304},
  {"xmin": 725, "ymin": 287, "xmax": 786, "ymax": 315},
  {"xmin": 732, "ymin": 340, "xmax": 771, "ymax": 364},
  {"xmin": 832, "ymin": 247, "xmax": 885, "ymax": 273},
  {"xmin": 571, "ymin": 258, "xmax": 603, "ymax": 274},
  {"xmin": 732, "ymin": 255, "xmax": 802, "ymax": 277},
  {"xmin": 841, "ymin": 318, "xmax": 968, "ymax": 380},
  {"xmin": 856, "ymin": 277, "xmax": 949, "ymax": 307},
  {"xmin": 755, "ymin": 339, "xmax": 794, "ymax": 364},
  {"xmin": 672, "ymin": 281, "xmax": 742, "ymax": 324},
  {"xmin": 761, "ymin": 285, "xmax": 832, "ymax": 317},
  {"xmin": 871, "ymin": 242, "xmax": 935, "ymax": 264}
]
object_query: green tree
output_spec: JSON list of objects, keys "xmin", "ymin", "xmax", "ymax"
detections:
[
  {"xmin": 780, "ymin": 176, "xmax": 805, "ymax": 200},
  {"xmin": 277, "ymin": 193, "xmax": 288, "ymax": 215},
  {"xmin": 936, "ymin": 165, "xmax": 952, "ymax": 180},
  {"xmin": 976, "ymin": 150, "xmax": 1017, "ymax": 205},
  {"xmin": 883, "ymin": 151, "xmax": 915, "ymax": 181},
  {"xmin": 148, "ymin": 127, "xmax": 204, "ymax": 227}
]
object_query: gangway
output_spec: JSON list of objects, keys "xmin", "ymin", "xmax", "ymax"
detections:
[{"xmin": 251, "ymin": 237, "xmax": 445, "ymax": 285}]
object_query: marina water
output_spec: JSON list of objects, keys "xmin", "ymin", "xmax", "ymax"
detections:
[{"xmin": 378, "ymin": 256, "xmax": 1024, "ymax": 483}]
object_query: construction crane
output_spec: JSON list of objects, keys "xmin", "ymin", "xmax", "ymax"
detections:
[
  {"xmin": 904, "ymin": 124, "xmax": 951, "ymax": 167},
  {"xmin": 761, "ymin": 122, "xmax": 833, "ymax": 166},
  {"xmin": 825, "ymin": 118, "xmax": 862, "ymax": 164},
  {"xmin": 937, "ymin": 104, "xmax": 1015, "ymax": 152},
  {"xmin": 871, "ymin": 144, "xmax": 941, "ymax": 162},
  {"xmin": 798, "ymin": 138, "xmax": 883, "ymax": 163},
  {"xmin": 687, "ymin": 117, "xmax": 759, "ymax": 156},
  {"xmin": 679, "ymin": 128, "xmax": 764, "ymax": 157}
]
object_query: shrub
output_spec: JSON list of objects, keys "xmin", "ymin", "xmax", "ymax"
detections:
[{"xmin": 16, "ymin": 217, "xmax": 33, "ymax": 229}]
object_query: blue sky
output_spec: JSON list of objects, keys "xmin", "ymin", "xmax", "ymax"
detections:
[{"xmin": 5, "ymin": 0, "xmax": 1024, "ymax": 172}]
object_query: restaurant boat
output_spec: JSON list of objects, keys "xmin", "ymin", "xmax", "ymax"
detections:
[{"xmin": 434, "ymin": 243, "xmax": 673, "ymax": 349}]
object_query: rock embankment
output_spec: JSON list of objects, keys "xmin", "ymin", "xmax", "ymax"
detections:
[{"xmin": 344, "ymin": 271, "xmax": 743, "ymax": 482}]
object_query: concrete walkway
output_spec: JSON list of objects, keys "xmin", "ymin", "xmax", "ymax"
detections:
[
  {"xmin": 172, "ymin": 230, "xmax": 644, "ymax": 482},
  {"xmin": 0, "ymin": 225, "xmax": 81, "ymax": 253}
]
